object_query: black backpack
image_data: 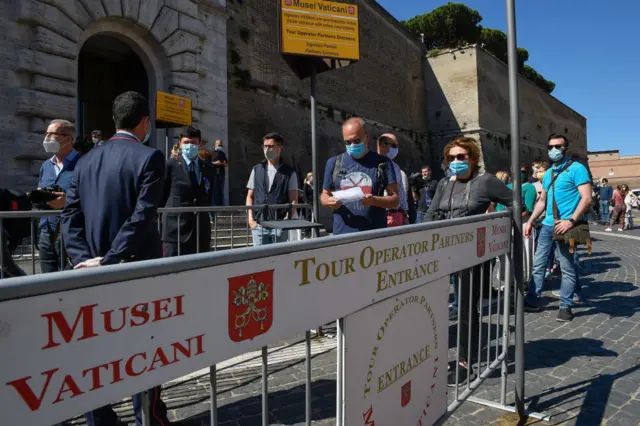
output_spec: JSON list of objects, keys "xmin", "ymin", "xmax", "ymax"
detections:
[
  {"xmin": 0, "ymin": 188, "xmax": 32, "ymax": 250},
  {"xmin": 331, "ymin": 153, "xmax": 388, "ymax": 196}
]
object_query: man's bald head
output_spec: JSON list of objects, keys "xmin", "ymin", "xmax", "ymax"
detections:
[{"xmin": 342, "ymin": 118, "xmax": 366, "ymax": 140}]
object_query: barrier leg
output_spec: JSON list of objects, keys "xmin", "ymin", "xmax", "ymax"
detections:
[
  {"xmin": 477, "ymin": 263, "xmax": 484, "ymax": 370},
  {"xmin": 336, "ymin": 318, "xmax": 344, "ymax": 426},
  {"xmin": 501, "ymin": 253, "xmax": 512, "ymax": 405},
  {"xmin": 467, "ymin": 268, "xmax": 474, "ymax": 391},
  {"xmin": 196, "ymin": 212, "xmax": 200, "ymax": 254},
  {"xmin": 262, "ymin": 346, "xmax": 268, "ymax": 426},
  {"xmin": 30, "ymin": 219, "xmax": 36, "ymax": 274},
  {"xmin": 454, "ymin": 272, "xmax": 462, "ymax": 401},
  {"xmin": 305, "ymin": 330, "xmax": 312, "ymax": 426},
  {"xmin": 141, "ymin": 391, "xmax": 151, "ymax": 426},
  {"xmin": 177, "ymin": 214, "xmax": 181, "ymax": 256},
  {"xmin": 210, "ymin": 365, "xmax": 218, "ymax": 426}
]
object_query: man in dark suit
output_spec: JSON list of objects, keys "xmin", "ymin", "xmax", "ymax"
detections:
[
  {"xmin": 61, "ymin": 91, "xmax": 173, "ymax": 426},
  {"xmin": 161, "ymin": 126, "xmax": 215, "ymax": 256}
]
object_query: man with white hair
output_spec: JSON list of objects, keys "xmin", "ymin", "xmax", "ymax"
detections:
[
  {"xmin": 377, "ymin": 133, "xmax": 409, "ymax": 226},
  {"xmin": 37, "ymin": 119, "xmax": 79, "ymax": 272}
]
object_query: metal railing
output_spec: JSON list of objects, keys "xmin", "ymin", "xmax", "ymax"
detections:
[
  {"xmin": 0, "ymin": 211, "xmax": 531, "ymax": 426},
  {"xmin": 0, "ymin": 204, "xmax": 314, "ymax": 277}
]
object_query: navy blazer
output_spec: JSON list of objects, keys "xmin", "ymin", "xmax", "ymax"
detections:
[
  {"xmin": 61, "ymin": 133, "xmax": 166, "ymax": 265},
  {"xmin": 161, "ymin": 156, "xmax": 215, "ymax": 244}
]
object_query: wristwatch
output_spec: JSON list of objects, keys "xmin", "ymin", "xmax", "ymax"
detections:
[{"xmin": 568, "ymin": 218, "xmax": 576, "ymax": 225}]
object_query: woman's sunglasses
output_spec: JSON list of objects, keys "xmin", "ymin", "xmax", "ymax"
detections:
[{"xmin": 446, "ymin": 153, "xmax": 468, "ymax": 162}]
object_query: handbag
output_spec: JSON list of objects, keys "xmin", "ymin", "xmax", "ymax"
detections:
[{"xmin": 550, "ymin": 161, "xmax": 592, "ymax": 255}]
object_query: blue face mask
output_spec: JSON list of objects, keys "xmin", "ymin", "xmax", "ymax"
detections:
[
  {"xmin": 548, "ymin": 148, "xmax": 564, "ymax": 162},
  {"xmin": 346, "ymin": 142, "xmax": 365, "ymax": 158},
  {"xmin": 449, "ymin": 160, "xmax": 469, "ymax": 176},
  {"xmin": 181, "ymin": 143, "xmax": 199, "ymax": 160}
]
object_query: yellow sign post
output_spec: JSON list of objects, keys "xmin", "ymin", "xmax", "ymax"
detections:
[
  {"xmin": 280, "ymin": 0, "xmax": 359, "ymax": 61},
  {"xmin": 156, "ymin": 91, "xmax": 192, "ymax": 127}
]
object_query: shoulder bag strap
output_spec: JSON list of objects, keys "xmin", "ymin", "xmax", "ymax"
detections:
[
  {"xmin": 331, "ymin": 154, "xmax": 344, "ymax": 190},
  {"xmin": 550, "ymin": 160, "xmax": 573, "ymax": 221}
]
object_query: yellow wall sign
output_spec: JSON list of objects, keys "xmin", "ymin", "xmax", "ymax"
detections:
[
  {"xmin": 280, "ymin": 0, "xmax": 360, "ymax": 61},
  {"xmin": 156, "ymin": 91, "xmax": 192, "ymax": 126}
]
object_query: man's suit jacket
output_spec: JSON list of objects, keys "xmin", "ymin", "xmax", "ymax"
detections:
[
  {"xmin": 161, "ymin": 156, "xmax": 215, "ymax": 247},
  {"xmin": 61, "ymin": 133, "xmax": 166, "ymax": 266}
]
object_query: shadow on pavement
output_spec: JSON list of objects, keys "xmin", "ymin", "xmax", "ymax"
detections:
[{"xmin": 526, "ymin": 364, "xmax": 640, "ymax": 426}]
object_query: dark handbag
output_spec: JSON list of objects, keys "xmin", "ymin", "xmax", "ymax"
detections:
[
  {"xmin": 609, "ymin": 198, "xmax": 615, "ymax": 207},
  {"xmin": 550, "ymin": 162, "xmax": 592, "ymax": 255}
]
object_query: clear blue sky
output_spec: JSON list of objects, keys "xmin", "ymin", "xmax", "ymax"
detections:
[{"xmin": 377, "ymin": 0, "xmax": 639, "ymax": 156}]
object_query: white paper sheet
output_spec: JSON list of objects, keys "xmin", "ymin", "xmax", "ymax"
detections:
[{"xmin": 332, "ymin": 187, "xmax": 365, "ymax": 203}]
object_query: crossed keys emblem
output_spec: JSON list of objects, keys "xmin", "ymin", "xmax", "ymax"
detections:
[{"xmin": 232, "ymin": 276, "xmax": 270, "ymax": 337}]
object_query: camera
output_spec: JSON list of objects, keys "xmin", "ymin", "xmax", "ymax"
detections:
[{"xmin": 28, "ymin": 185, "xmax": 63, "ymax": 209}]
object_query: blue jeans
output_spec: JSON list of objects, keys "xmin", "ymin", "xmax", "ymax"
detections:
[
  {"xmin": 251, "ymin": 225, "xmax": 288, "ymax": 246},
  {"xmin": 416, "ymin": 211, "xmax": 425, "ymax": 224},
  {"xmin": 527, "ymin": 225, "xmax": 578, "ymax": 309},
  {"xmin": 600, "ymin": 201, "xmax": 610, "ymax": 224}
]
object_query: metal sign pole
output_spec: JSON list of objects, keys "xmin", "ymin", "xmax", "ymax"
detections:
[
  {"xmin": 310, "ymin": 65, "xmax": 319, "ymax": 225},
  {"xmin": 506, "ymin": 0, "xmax": 525, "ymax": 419}
]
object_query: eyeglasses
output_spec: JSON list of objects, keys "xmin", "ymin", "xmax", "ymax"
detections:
[
  {"xmin": 446, "ymin": 153, "xmax": 468, "ymax": 162},
  {"xmin": 344, "ymin": 138, "xmax": 363, "ymax": 146},
  {"xmin": 548, "ymin": 144, "xmax": 564, "ymax": 150},
  {"xmin": 263, "ymin": 144, "xmax": 279, "ymax": 149},
  {"xmin": 46, "ymin": 132, "xmax": 70, "ymax": 138}
]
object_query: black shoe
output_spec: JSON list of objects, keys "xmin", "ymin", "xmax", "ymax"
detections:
[
  {"xmin": 524, "ymin": 298, "xmax": 542, "ymax": 312},
  {"xmin": 447, "ymin": 362, "xmax": 477, "ymax": 387},
  {"xmin": 557, "ymin": 308, "xmax": 574, "ymax": 322}
]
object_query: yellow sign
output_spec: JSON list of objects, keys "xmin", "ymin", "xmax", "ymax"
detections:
[
  {"xmin": 280, "ymin": 0, "xmax": 360, "ymax": 60},
  {"xmin": 156, "ymin": 91, "xmax": 192, "ymax": 126}
]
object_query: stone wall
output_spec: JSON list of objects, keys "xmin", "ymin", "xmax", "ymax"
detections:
[
  {"xmin": 426, "ymin": 46, "xmax": 587, "ymax": 173},
  {"xmin": 0, "ymin": 0, "xmax": 228, "ymax": 191},
  {"xmin": 225, "ymin": 0, "xmax": 429, "ymax": 205}
]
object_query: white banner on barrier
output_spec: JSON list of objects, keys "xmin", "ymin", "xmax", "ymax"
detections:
[
  {"xmin": 344, "ymin": 277, "xmax": 449, "ymax": 426},
  {"xmin": 0, "ymin": 216, "xmax": 510, "ymax": 425}
]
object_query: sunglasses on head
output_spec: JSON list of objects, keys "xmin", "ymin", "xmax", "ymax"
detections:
[
  {"xmin": 446, "ymin": 153, "xmax": 468, "ymax": 162},
  {"xmin": 344, "ymin": 138, "xmax": 363, "ymax": 146}
]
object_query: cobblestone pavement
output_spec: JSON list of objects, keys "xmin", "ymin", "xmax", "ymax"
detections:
[{"xmin": 48, "ymin": 231, "xmax": 640, "ymax": 425}]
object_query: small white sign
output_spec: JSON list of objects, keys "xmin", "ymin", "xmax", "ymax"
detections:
[{"xmin": 344, "ymin": 277, "xmax": 449, "ymax": 426}]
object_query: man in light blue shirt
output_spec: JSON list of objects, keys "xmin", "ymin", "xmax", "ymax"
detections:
[{"xmin": 523, "ymin": 135, "xmax": 592, "ymax": 322}]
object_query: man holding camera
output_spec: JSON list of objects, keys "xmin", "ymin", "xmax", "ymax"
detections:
[{"xmin": 36, "ymin": 119, "xmax": 78, "ymax": 273}]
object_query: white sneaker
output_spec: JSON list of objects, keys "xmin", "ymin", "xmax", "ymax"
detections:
[
  {"xmin": 605, "ymin": 228, "xmax": 612, "ymax": 232},
  {"xmin": 618, "ymin": 228, "xmax": 624, "ymax": 232}
]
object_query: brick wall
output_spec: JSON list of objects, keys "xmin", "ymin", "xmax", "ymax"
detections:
[
  {"xmin": 225, "ymin": 0, "xmax": 429, "ymax": 205},
  {"xmin": 590, "ymin": 157, "xmax": 640, "ymax": 188}
]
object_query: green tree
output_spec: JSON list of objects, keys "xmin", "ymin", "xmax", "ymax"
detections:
[
  {"xmin": 522, "ymin": 65, "xmax": 556, "ymax": 93},
  {"xmin": 402, "ymin": 3, "xmax": 482, "ymax": 51},
  {"xmin": 403, "ymin": 3, "xmax": 556, "ymax": 93}
]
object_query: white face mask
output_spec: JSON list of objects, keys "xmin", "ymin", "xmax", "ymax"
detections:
[
  {"xmin": 92, "ymin": 137, "xmax": 99, "ymax": 144},
  {"xmin": 264, "ymin": 148, "xmax": 279, "ymax": 162},
  {"xmin": 43, "ymin": 137, "xmax": 61, "ymax": 153}
]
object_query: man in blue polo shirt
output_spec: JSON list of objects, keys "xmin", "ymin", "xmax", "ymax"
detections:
[
  {"xmin": 37, "ymin": 119, "xmax": 79, "ymax": 273},
  {"xmin": 523, "ymin": 134, "xmax": 592, "ymax": 322}
]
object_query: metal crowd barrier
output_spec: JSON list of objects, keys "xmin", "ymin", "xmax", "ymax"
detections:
[
  {"xmin": 0, "ymin": 204, "xmax": 313, "ymax": 278},
  {"xmin": 0, "ymin": 211, "xmax": 535, "ymax": 426}
]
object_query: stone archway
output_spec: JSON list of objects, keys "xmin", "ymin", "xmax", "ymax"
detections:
[{"xmin": 12, "ymin": 0, "xmax": 208, "ymax": 156}]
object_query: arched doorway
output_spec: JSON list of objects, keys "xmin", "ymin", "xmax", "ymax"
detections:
[{"xmin": 77, "ymin": 35, "xmax": 149, "ymax": 141}]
